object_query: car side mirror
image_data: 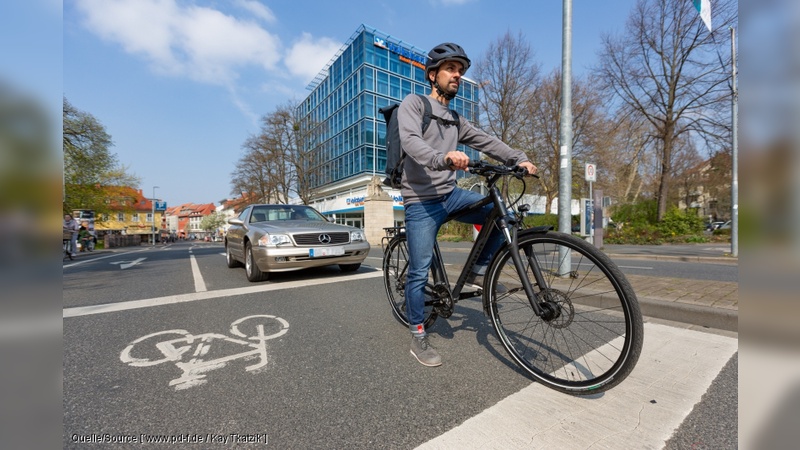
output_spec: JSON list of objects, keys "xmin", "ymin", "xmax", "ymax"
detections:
[{"xmin": 228, "ymin": 218, "xmax": 243, "ymax": 225}]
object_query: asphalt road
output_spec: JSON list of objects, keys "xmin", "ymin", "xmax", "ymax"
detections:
[{"xmin": 63, "ymin": 241, "xmax": 737, "ymax": 449}]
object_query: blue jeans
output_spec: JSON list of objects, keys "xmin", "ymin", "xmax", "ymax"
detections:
[{"xmin": 403, "ymin": 187, "xmax": 507, "ymax": 328}]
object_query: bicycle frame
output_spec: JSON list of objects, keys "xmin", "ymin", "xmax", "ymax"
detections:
[
  {"xmin": 386, "ymin": 170, "xmax": 549, "ymax": 318},
  {"xmin": 459, "ymin": 190, "xmax": 548, "ymax": 314}
]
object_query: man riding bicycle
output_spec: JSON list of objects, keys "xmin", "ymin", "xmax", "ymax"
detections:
[{"xmin": 398, "ymin": 42, "xmax": 537, "ymax": 367}]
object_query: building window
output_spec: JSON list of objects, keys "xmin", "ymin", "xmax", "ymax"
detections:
[
  {"xmin": 132, "ymin": 213, "xmax": 139, "ymax": 222},
  {"xmin": 102, "ymin": 213, "xmax": 109, "ymax": 221},
  {"xmin": 147, "ymin": 213, "xmax": 153, "ymax": 222},
  {"xmin": 117, "ymin": 213, "xmax": 124, "ymax": 222}
]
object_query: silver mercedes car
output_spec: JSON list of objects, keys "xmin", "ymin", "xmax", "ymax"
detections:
[{"xmin": 225, "ymin": 204, "xmax": 370, "ymax": 282}]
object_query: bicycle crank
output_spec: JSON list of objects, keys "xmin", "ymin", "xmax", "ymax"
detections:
[{"xmin": 432, "ymin": 284, "xmax": 454, "ymax": 318}]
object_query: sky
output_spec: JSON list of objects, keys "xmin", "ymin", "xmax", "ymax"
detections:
[
  {"xmin": 54, "ymin": 0, "xmax": 652, "ymax": 208},
  {"xmin": 58, "ymin": 0, "xmax": 649, "ymax": 208}
]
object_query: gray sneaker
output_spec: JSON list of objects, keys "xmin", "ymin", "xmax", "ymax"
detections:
[
  {"xmin": 464, "ymin": 272, "xmax": 507, "ymax": 294},
  {"xmin": 410, "ymin": 335, "xmax": 442, "ymax": 367}
]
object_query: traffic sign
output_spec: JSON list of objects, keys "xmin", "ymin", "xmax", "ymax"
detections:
[
  {"xmin": 585, "ymin": 163, "xmax": 596, "ymax": 182},
  {"xmin": 154, "ymin": 201, "xmax": 167, "ymax": 211}
]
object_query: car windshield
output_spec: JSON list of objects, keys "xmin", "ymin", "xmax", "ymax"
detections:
[{"xmin": 249, "ymin": 206, "xmax": 327, "ymax": 223}]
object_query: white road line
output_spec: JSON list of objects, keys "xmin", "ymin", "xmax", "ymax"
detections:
[
  {"xmin": 618, "ymin": 265, "xmax": 654, "ymax": 270},
  {"xmin": 63, "ymin": 271, "xmax": 384, "ymax": 318},
  {"xmin": 189, "ymin": 254, "xmax": 207, "ymax": 292},
  {"xmin": 416, "ymin": 322, "xmax": 737, "ymax": 450},
  {"xmin": 63, "ymin": 248, "xmax": 149, "ymax": 268}
]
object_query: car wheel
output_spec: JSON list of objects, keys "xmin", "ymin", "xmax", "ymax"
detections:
[
  {"xmin": 339, "ymin": 263, "xmax": 361, "ymax": 272},
  {"xmin": 245, "ymin": 241, "xmax": 269, "ymax": 282},
  {"xmin": 226, "ymin": 243, "xmax": 242, "ymax": 268}
]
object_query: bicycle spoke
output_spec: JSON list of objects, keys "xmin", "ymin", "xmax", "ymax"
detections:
[
  {"xmin": 487, "ymin": 231, "xmax": 642, "ymax": 394},
  {"xmin": 383, "ymin": 236, "xmax": 437, "ymax": 329}
]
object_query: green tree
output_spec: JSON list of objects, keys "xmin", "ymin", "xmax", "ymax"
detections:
[
  {"xmin": 199, "ymin": 212, "xmax": 227, "ymax": 233},
  {"xmin": 62, "ymin": 97, "xmax": 139, "ymax": 216}
]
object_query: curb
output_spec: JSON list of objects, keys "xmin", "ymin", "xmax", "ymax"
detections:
[
  {"xmin": 637, "ymin": 296, "xmax": 737, "ymax": 332},
  {"xmin": 603, "ymin": 253, "xmax": 738, "ymax": 265}
]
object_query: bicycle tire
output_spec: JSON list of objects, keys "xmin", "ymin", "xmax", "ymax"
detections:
[
  {"xmin": 382, "ymin": 236, "xmax": 437, "ymax": 330},
  {"xmin": 486, "ymin": 230, "xmax": 643, "ymax": 394}
]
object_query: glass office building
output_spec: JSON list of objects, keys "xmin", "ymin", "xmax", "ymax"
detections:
[{"xmin": 297, "ymin": 24, "xmax": 479, "ymax": 228}]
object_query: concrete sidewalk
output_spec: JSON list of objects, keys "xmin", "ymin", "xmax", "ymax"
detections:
[
  {"xmin": 440, "ymin": 242, "xmax": 738, "ymax": 333},
  {"xmin": 604, "ymin": 243, "xmax": 738, "ymax": 332}
]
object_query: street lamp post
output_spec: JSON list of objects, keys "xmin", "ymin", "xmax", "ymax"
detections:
[
  {"xmin": 558, "ymin": 0, "xmax": 573, "ymax": 275},
  {"xmin": 152, "ymin": 186, "xmax": 159, "ymax": 245}
]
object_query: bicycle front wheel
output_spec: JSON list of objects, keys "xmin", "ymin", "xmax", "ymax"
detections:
[
  {"xmin": 486, "ymin": 231, "xmax": 643, "ymax": 394},
  {"xmin": 382, "ymin": 236, "xmax": 437, "ymax": 330}
]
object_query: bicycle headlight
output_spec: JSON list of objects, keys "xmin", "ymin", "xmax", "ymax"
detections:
[
  {"xmin": 258, "ymin": 234, "xmax": 291, "ymax": 247},
  {"xmin": 350, "ymin": 230, "xmax": 366, "ymax": 242}
]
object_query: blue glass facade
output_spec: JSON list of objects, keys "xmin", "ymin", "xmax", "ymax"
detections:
[{"xmin": 297, "ymin": 25, "xmax": 480, "ymax": 191}]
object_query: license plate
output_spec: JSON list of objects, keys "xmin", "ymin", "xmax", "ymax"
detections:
[{"xmin": 309, "ymin": 247, "xmax": 345, "ymax": 257}]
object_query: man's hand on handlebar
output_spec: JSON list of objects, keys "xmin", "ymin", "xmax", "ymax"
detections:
[
  {"xmin": 518, "ymin": 161, "xmax": 537, "ymax": 176},
  {"xmin": 445, "ymin": 151, "xmax": 469, "ymax": 171}
]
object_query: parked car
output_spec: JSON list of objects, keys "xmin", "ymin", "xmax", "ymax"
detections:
[
  {"xmin": 717, "ymin": 220, "xmax": 731, "ymax": 230},
  {"xmin": 224, "ymin": 204, "xmax": 370, "ymax": 282}
]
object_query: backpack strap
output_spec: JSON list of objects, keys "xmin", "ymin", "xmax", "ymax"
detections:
[
  {"xmin": 418, "ymin": 94, "xmax": 434, "ymax": 134},
  {"xmin": 418, "ymin": 94, "xmax": 460, "ymax": 133}
]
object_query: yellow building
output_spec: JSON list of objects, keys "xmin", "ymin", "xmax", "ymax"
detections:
[{"xmin": 93, "ymin": 187, "xmax": 166, "ymax": 242}]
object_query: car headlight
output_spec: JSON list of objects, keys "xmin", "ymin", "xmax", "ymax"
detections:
[
  {"xmin": 350, "ymin": 230, "xmax": 366, "ymax": 242},
  {"xmin": 258, "ymin": 234, "xmax": 292, "ymax": 247}
]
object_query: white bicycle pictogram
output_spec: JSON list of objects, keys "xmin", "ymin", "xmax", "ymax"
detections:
[{"xmin": 120, "ymin": 315, "xmax": 289, "ymax": 390}]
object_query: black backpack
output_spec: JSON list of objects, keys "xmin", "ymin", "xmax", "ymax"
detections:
[{"xmin": 379, "ymin": 94, "xmax": 460, "ymax": 188}]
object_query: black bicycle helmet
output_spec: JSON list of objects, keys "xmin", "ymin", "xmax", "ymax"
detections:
[{"xmin": 426, "ymin": 42, "xmax": 471, "ymax": 75}]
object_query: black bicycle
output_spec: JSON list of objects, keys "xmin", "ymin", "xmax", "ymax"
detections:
[{"xmin": 382, "ymin": 160, "xmax": 643, "ymax": 395}]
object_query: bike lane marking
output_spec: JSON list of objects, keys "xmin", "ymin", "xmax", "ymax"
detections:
[
  {"xmin": 416, "ymin": 322, "xmax": 737, "ymax": 450},
  {"xmin": 63, "ymin": 248, "xmax": 149, "ymax": 268},
  {"xmin": 110, "ymin": 257, "xmax": 147, "ymax": 270},
  {"xmin": 63, "ymin": 270, "xmax": 383, "ymax": 318},
  {"xmin": 119, "ymin": 315, "xmax": 290, "ymax": 390}
]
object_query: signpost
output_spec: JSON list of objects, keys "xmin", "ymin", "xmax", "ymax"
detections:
[{"xmin": 585, "ymin": 164, "xmax": 596, "ymax": 243}]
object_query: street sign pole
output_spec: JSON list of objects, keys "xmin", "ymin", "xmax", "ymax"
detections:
[
  {"xmin": 558, "ymin": 0, "xmax": 573, "ymax": 276},
  {"xmin": 585, "ymin": 163, "xmax": 597, "ymax": 245},
  {"xmin": 151, "ymin": 186, "xmax": 159, "ymax": 245}
]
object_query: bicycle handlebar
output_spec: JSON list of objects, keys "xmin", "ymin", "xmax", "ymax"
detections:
[{"xmin": 445, "ymin": 158, "xmax": 538, "ymax": 179}]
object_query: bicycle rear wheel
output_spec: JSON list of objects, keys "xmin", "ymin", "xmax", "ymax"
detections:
[
  {"xmin": 486, "ymin": 230, "xmax": 643, "ymax": 394},
  {"xmin": 382, "ymin": 236, "xmax": 437, "ymax": 330}
]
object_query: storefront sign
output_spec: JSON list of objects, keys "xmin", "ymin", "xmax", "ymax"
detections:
[
  {"xmin": 374, "ymin": 36, "xmax": 426, "ymax": 69},
  {"xmin": 346, "ymin": 196, "xmax": 366, "ymax": 207}
]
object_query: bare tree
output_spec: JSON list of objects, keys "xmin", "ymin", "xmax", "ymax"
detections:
[
  {"xmin": 526, "ymin": 69, "xmax": 607, "ymax": 213},
  {"xmin": 594, "ymin": 0, "xmax": 737, "ymax": 220},
  {"xmin": 670, "ymin": 135, "xmax": 705, "ymax": 209},
  {"xmin": 231, "ymin": 101, "xmax": 320, "ymax": 205},
  {"xmin": 594, "ymin": 114, "xmax": 653, "ymax": 204},
  {"xmin": 472, "ymin": 30, "xmax": 541, "ymax": 150},
  {"xmin": 230, "ymin": 133, "xmax": 281, "ymax": 204}
]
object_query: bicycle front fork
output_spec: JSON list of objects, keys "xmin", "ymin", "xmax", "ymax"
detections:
[{"xmin": 499, "ymin": 222, "xmax": 547, "ymax": 318}]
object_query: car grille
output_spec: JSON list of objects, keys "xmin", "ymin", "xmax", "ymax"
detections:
[{"xmin": 292, "ymin": 232, "xmax": 350, "ymax": 246}]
